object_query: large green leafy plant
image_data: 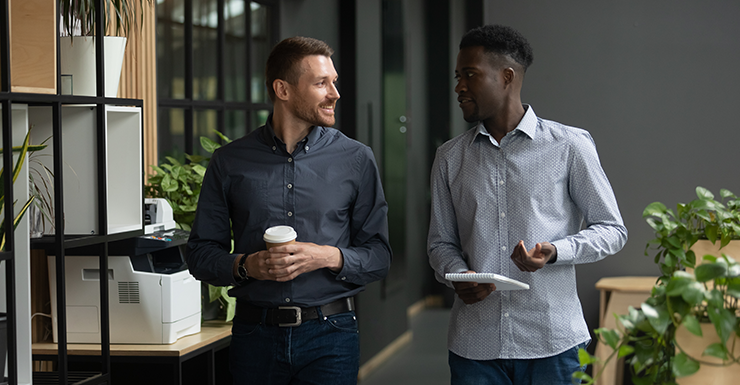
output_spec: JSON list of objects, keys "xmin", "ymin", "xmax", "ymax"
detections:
[{"xmin": 574, "ymin": 187, "xmax": 740, "ymax": 385}]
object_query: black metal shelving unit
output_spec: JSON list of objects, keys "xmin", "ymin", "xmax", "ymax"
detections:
[{"xmin": 1, "ymin": 1, "xmax": 144, "ymax": 384}]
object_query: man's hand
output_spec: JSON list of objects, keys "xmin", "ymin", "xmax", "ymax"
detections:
[
  {"xmin": 261, "ymin": 242, "xmax": 343, "ymax": 282},
  {"xmin": 510, "ymin": 240, "xmax": 556, "ymax": 272},
  {"xmin": 451, "ymin": 270, "xmax": 496, "ymax": 305}
]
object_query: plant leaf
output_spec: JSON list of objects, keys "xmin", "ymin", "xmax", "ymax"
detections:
[
  {"xmin": 702, "ymin": 343, "xmax": 728, "ymax": 360},
  {"xmin": 200, "ymin": 136, "xmax": 221, "ymax": 154},
  {"xmin": 682, "ymin": 314, "xmax": 703, "ymax": 337},
  {"xmin": 707, "ymin": 306, "xmax": 735, "ymax": 343},
  {"xmin": 696, "ymin": 186, "xmax": 714, "ymax": 200},
  {"xmin": 641, "ymin": 302, "xmax": 671, "ymax": 335},
  {"xmin": 695, "ymin": 263, "xmax": 727, "ymax": 282},
  {"xmin": 617, "ymin": 344, "xmax": 635, "ymax": 358},
  {"xmin": 673, "ymin": 352, "xmax": 700, "ymax": 377},
  {"xmin": 578, "ymin": 347, "xmax": 594, "ymax": 366}
]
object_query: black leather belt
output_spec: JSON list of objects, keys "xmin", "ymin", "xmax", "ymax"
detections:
[{"xmin": 235, "ymin": 297, "xmax": 355, "ymax": 327}]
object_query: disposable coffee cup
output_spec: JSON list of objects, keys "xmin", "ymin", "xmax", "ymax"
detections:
[{"xmin": 264, "ymin": 225, "xmax": 297, "ymax": 249}]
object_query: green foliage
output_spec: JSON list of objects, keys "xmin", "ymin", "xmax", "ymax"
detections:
[
  {"xmin": 145, "ymin": 155, "xmax": 206, "ymax": 231},
  {"xmin": 573, "ymin": 187, "xmax": 740, "ymax": 385},
  {"xmin": 0, "ymin": 131, "xmax": 47, "ymax": 250},
  {"xmin": 59, "ymin": 0, "xmax": 153, "ymax": 37}
]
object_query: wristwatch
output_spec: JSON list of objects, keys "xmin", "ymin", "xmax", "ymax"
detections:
[{"xmin": 237, "ymin": 254, "xmax": 249, "ymax": 281}]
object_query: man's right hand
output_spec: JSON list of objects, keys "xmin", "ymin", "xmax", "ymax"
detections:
[
  {"xmin": 451, "ymin": 270, "xmax": 496, "ymax": 305},
  {"xmin": 235, "ymin": 250, "xmax": 279, "ymax": 281}
]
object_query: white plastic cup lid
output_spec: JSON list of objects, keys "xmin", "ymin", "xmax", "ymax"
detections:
[{"xmin": 263, "ymin": 225, "xmax": 297, "ymax": 243}]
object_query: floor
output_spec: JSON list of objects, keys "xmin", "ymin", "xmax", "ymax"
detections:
[{"xmin": 359, "ymin": 307, "xmax": 451, "ymax": 385}]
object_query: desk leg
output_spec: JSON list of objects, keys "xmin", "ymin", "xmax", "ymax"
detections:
[
  {"xmin": 174, "ymin": 361, "xmax": 182, "ymax": 385},
  {"xmin": 207, "ymin": 348, "xmax": 215, "ymax": 385}
]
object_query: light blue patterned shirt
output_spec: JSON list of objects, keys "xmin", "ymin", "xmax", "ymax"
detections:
[{"xmin": 428, "ymin": 105, "xmax": 627, "ymax": 360}]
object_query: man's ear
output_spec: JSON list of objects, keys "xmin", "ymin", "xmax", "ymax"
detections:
[
  {"xmin": 273, "ymin": 79, "xmax": 290, "ymax": 101},
  {"xmin": 502, "ymin": 67, "xmax": 516, "ymax": 86}
]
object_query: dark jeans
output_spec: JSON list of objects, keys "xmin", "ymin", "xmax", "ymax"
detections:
[
  {"xmin": 449, "ymin": 342, "xmax": 588, "ymax": 385},
  {"xmin": 229, "ymin": 309, "xmax": 359, "ymax": 385}
]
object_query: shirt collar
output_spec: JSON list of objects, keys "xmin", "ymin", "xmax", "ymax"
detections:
[
  {"xmin": 471, "ymin": 104, "xmax": 538, "ymax": 145},
  {"xmin": 261, "ymin": 114, "xmax": 326, "ymax": 152}
]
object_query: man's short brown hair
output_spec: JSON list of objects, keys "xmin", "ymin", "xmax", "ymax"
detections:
[{"xmin": 265, "ymin": 36, "xmax": 334, "ymax": 102}]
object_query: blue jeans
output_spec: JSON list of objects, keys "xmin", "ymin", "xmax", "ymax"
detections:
[
  {"xmin": 229, "ymin": 309, "xmax": 359, "ymax": 385},
  {"xmin": 449, "ymin": 343, "xmax": 588, "ymax": 385}
]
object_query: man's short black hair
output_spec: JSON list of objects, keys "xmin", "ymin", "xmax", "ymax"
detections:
[{"xmin": 460, "ymin": 25, "xmax": 534, "ymax": 72}]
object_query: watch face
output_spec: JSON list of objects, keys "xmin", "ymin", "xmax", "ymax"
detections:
[{"xmin": 238, "ymin": 265, "xmax": 248, "ymax": 279}]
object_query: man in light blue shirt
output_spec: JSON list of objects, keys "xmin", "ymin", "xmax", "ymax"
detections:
[{"xmin": 427, "ymin": 25, "xmax": 628, "ymax": 384}]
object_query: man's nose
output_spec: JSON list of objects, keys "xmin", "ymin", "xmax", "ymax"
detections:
[{"xmin": 329, "ymin": 82, "xmax": 340, "ymax": 100}]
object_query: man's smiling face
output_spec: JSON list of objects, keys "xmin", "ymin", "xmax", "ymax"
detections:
[{"xmin": 287, "ymin": 55, "xmax": 340, "ymax": 127}]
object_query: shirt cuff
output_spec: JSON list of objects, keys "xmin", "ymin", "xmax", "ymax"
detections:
[{"xmin": 549, "ymin": 239, "xmax": 573, "ymax": 265}]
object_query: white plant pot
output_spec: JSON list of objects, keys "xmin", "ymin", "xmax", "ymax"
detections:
[{"xmin": 59, "ymin": 36, "xmax": 127, "ymax": 97}]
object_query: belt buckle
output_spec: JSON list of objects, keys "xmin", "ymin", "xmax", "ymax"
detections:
[{"xmin": 278, "ymin": 306, "xmax": 302, "ymax": 327}]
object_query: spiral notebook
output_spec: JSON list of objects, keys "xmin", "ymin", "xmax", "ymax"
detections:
[{"xmin": 445, "ymin": 273, "xmax": 530, "ymax": 291}]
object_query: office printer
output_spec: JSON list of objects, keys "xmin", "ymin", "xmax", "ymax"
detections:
[
  {"xmin": 145, "ymin": 198, "xmax": 178, "ymax": 233},
  {"xmin": 48, "ymin": 199, "xmax": 201, "ymax": 344}
]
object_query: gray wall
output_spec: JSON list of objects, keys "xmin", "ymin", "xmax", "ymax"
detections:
[{"xmin": 484, "ymin": 0, "xmax": 740, "ymax": 341}]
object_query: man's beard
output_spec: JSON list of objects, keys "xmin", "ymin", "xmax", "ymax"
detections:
[{"xmin": 293, "ymin": 100, "xmax": 335, "ymax": 127}]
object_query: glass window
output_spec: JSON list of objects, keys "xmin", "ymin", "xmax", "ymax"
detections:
[
  {"xmin": 193, "ymin": 109, "xmax": 219, "ymax": 157},
  {"xmin": 156, "ymin": 0, "xmax": 186, "ymax": 100},
  {"xmin": 157, "ymin": 107, "xmax": 187, "ymax": 164},
  {"xmin": 251, "ymin": 109, "xmax": 270, "ymax": 130},
  {"xmin": 193, "ymin": 0, "xmax": 219, "ymax": 101},
  {"xmin": 225, "ymin": 110, "xmax": 247, "ymax": 141},
  {"xmin": 225, "ymin": 0, "xmax": 248, "ymax": 102},
  {"xmin": 156, "ymin": 1, "xmax": 277, "ymax": 159},
  {"xmin": 251, "ymin": 3, "xmax": 272, "ymax": 104}
]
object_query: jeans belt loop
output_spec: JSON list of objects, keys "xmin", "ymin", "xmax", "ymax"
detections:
[{"xmin": 278, "ymin": 306, "xmax": 302, "ymax": 327}]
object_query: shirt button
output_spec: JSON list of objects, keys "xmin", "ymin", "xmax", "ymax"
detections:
[
  {"xmin": 499, "ymin": 180, "xmax": 504, "ymax": 185},
  {"xmin": 288, "ymin": 212, "xmax": 293, "ymax": 217},
  {"xmin": 272, "ymin": 146, "xmax": 277, "ymax": 151},
  {"xmin": 288, "ymin": 158, "xmax": 293, "ymax": 162},
  {"xmin": 305, "ymin": 145, "xmax": 310, "ymax": 151},
  {"xmin": 502, "ymin": 246, "xmax": 507, "ymax": 251},
  {"xmin": 287, "ymin": 184, "xmax": 293, "ymax": 189},
  {"xmin": 285, "ymin": 298, "xmax": 291, "ymax": 303},
  {"xmin": 500, "ymin": 212, "xmax": 506, "ymax": 218},
  {"xmin": 341, "ymin": 277, "xmax": 346, "ymax": 281},
  {"xmin": 504, "ymin": 313, "xmax": 509, "ymax": 317}
]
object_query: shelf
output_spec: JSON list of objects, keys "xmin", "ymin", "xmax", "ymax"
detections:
[
  {"xmin": 0, "ymin": 0, "xmax": 56, "ymax": 94},
  {"xmin": 29, "ymin": 230, "xmax": 144, "ymax": 253},
  {"xmin": 28, "ymin": 105, "xmax": 143, "ymax": 236},
  {"xmin": 32, "ymin": 372, "xmax": 106, "ymax": 385}
]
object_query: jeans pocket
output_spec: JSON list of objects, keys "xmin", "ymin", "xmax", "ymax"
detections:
[{"xmin": 326, "ymin": 312, "xmax": 358, "ymax": 333}]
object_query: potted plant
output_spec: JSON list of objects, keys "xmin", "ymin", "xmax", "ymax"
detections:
[
  {"xmin": 574, "ymin": 187, "xmax": 740, "ymax": 385},
  {"xmin": 58, "ymin": 0, "xmax": 152, "ymax": 97}
]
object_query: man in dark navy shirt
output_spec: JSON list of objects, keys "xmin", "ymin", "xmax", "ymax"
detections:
[{"xmin": 187, "ymin": 36, "xmax": 392, "ymax": 384}]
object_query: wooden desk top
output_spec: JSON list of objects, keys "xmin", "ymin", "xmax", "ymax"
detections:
[
  {"xmin": 595, "ymin": 276, "xmax": 659, "ymax": 293},
  {"xmin": 32, "ymin": 320, "xmax": 232, "ymax": 358}
]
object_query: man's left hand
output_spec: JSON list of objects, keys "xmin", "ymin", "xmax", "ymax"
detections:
[
  {"xmin": 264, "ymin": 242, "xmax": 344, "ymax": 282},
  {"xmin": 510, "ymin": 240, "xmax": 556, "ymax": 272}
]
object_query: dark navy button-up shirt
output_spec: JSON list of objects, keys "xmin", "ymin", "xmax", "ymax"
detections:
[{"xmin": 187, "ymin": 117, "xmax": 392, "ymax": 307}]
